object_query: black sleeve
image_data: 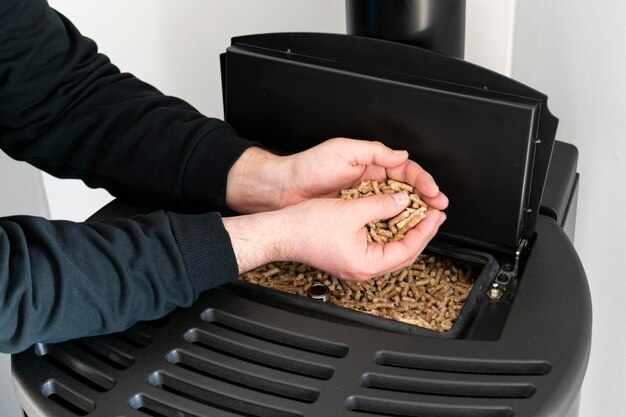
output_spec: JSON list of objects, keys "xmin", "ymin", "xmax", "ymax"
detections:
[
  {"xmin": 0, "ymin": 0, "xmax": 252, "ymax": 354},
  {"xmin": 0, "ymin": 0, "xmax": 256, "ymax": 211},
  {"xmin": 0, "ymin": 211, "xmax": 238, "ymax": 354}
]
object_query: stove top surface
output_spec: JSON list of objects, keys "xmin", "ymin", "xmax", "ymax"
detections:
[{"xmin": 12, "ymin": 216, "xmax": 590, "ymax": 417}]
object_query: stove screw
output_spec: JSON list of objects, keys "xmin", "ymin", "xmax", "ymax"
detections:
[{"xmin": 488, "ymin": 283, "xmax": 503, "ymax": 301}]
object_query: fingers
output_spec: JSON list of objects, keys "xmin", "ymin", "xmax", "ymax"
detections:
[
  {"xmin": 422, "ymin": 191, "xmax": 449, "ymax": 211},
  {"xmin": 385, "ymin": 159, "xmax": 448, "ymax": 210},
  {"xmin": 325, "ymin": 138, "xmax": 447, "ymax": 210},
  {"xmin": 338, "ymin": 138, "xmax": 409, "ymax": 169},
  {"xmin": 353, "ymin": 209, "xmax": 446, "ymax": 280},
  {"xmin": 346, "ymin": 192, "xmax": 410, "ymax": 226},
  {"xmin": 390, "ymin": 159, "xmax": 439, "ymax": 197},
  {"xmin": 393, "ymin": 209, "xmax": 446, "ymax": 259}
]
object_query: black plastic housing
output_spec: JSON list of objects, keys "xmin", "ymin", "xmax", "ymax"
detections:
[
  {"xmin": 221, "ymin": 33, "xmax": 559, "ymax": 252},
  {"xmin": 539, "ymin": 141, "xmax": 579, "ymax": 242}
]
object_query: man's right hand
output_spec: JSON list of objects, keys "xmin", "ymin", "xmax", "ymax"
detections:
[{"xmin": 222, "ymin": 192, "xmax": 445, "ymax": 281}]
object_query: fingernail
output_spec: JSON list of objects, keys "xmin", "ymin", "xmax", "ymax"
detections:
[
  {"xmin": 436, "ymin": 213, "xmax": 447, "ymax": 227},
  {"xmin": 393, "ymin": 149, "xmax": 408, "ymax": 155},
  {"xmin": 393, "ymin": 192, "xmax": 409, "ymax": 205}
]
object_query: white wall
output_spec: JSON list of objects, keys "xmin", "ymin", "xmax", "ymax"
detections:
[
  {"xmin": 511, "ymin": 1, "xmax": 626, "ymax": 416},
  {"xmin": 43, "ymin": 0, "xmax": 348, "ymax": 222},
  {"xmin": 0, "ymin": 152, "xmax": 49, "ymax": 219},
  {"xmin": 466, "ymin": 0, "xmax": 516, "ymax": 75},
  {"xmin": 1, "ymin": 1, "xmax": 516, "ymax": 415}
]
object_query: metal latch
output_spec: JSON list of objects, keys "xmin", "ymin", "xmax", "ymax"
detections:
[{"xmin": 495, "ymin": 239, "xmax": 529, "ymax": 286}]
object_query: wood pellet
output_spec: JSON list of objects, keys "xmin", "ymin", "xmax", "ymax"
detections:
[
  {"xmin": 240, "ymin": 255, "xmax": 474, "ymax": 332},
  {"xmin": 340, "ymin": 179, "xmax": 429, "ymax": 242}
]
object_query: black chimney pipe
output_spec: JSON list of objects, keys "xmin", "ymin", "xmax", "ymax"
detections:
[{"xmin": 346, "ymin": 0, "xmax": 466, "ymax": 59}]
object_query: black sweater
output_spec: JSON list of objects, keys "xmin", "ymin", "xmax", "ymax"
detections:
[{"xmin": 0, "ymin": 0, "xmax": 256, "ymax": 353}]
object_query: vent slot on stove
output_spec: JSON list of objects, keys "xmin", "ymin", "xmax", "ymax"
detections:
[
  {"xmin": 360, "ymin": 372, "xmax": 535, "ymax": 398},
  {"xmin": 167, "ymin": 349, "xmax": 320, "ymax": 403},
  {"xmin": 375, "ymin": 351, "xmax": 551, "ymax": 375},
  {"xmin": 142, "ymin": 315, "xmax": 172, "ymax": 329},
  {"xmin": 148, "ymin": 371, "xmax": 304, "ymax": 417},
  {"xmin": 130, "ymin": 394, "xmax": 198, "ymax": 417},
  {"xmin": 40, "ymin": 380, "xmax": 95, "ymax": 416},
  {"xmin": 113, "ymin": 327, "xmax": 153, "ymax": 348},
  {"xmin": 35, "ymin": 344, "xmax": 115, "ymax": 392},
  {"xmin": 184, "ymin": 328, "xmax": 335, "ymax": 380},
  {"xmin": 345, "ymin": 396, "xmax": 514, "ymax": 417},
  {"xmin": 201, "ymin": 308, "xmax": 349, "ymax": 358},
  {"xmin": 71, "ymin": 339, "xmax": 135, "ymax": 370}
]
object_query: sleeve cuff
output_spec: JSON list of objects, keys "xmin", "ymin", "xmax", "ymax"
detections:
[
  {"xmin": 182, "ymin": 127, "xmax": 259, "ymax": 211},
  {"xmin": 167, "ymin": 211, "xmax": 239, "ymax": 296}
]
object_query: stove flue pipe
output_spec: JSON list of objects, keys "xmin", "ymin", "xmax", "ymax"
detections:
[{"xmin": 346, "ymin": 0, "xmax": 466, "ymax": 59}]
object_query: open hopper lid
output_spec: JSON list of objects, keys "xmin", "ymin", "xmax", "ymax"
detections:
[{"xmin": 221, "ymin": 33, "xmax": 558, "ymax": 252}]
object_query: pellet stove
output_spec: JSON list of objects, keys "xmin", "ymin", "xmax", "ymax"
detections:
[{"xmin": 12, "ymin": 1, "xmax": 591, "ymax": 417}]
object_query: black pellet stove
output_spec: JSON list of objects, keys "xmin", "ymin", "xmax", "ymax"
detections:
[{"xmin": 12, "ymin": 1, "xmax": 591, "ymax": 416}]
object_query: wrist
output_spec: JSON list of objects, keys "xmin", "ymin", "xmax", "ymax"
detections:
[
  {"xmin": 225, "ymin": 147, "xmax": 289, "ymax": 213},
  {"xmin": 222, "ymin": 210, "xmax": 292, "ymax": 274}
]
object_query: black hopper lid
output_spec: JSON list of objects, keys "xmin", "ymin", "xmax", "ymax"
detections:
[{"xmin": 221, "ymin": 33, "xmax": 558, "ymax": 252}]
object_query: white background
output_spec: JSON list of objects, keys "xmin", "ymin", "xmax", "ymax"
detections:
[
  {"xmin": 0, "ymin": 0, "xmax": 620, "ymax": 415},
  {"xmin": 511, "ymin": 0, "xmax": 626, "ymax": 415}
]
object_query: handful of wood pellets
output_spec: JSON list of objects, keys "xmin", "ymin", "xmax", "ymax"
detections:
[
  {"xmin": 239, "ymin": 179, "xmax": 475, "ymax": 333},
  {"xmin": 340, "ymin": 179, "xmax": 428, "ymax": 243}
]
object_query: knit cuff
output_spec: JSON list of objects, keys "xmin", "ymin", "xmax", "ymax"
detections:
[
  {"xmin": 182, "ymin": 128, "xmax": 258, "ymax": 211},
  {"xmin": 167, "ymin": 211, "xmax": 238, "ymax": 296}
]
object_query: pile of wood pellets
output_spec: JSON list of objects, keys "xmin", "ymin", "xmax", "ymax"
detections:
[
  {"xmin": 240, "ymin": 256, "xmax": 474, "ymax": 332},
  {"xmin": 239, "ymin": 179, "xmax": 474, "ymax": 332},
  {"xmin": 341, "ymin": 179, "xmax": 428, "ymax": 242}
]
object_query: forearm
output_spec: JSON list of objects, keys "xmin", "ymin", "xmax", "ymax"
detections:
[
  {"xmin": 0, "ymin": 211, "xmax": 238, "ymax": 354},
  {"xmin": 0, "ymin": 0, "xmax": 256, "ymax": 211}
]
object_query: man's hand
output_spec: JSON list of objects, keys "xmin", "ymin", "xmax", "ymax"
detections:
[
  {"xmin": 281, "ymin": 138, "xmax": 448, "ymax": 211},
  {"xmin": 226, "ymin": 138, "xmax": 448, "ymax": 214},
  {"xmin": 222, "ymin": 193, "xmax": 446, "ymax": 280}
]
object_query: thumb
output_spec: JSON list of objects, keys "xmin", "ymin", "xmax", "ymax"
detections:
[{"xmin": 348, "ymin": 192, "xmax": 410, "ymax": 225}]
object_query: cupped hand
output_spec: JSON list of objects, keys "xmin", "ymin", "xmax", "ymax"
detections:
[
  {"xmin": 281, "ymin": 137, "xmax": 449, "ymax": 211},
  {"xmin": 223, "ymin": 192, "xmax": 446, "ymax": 281},
  {"xmin": 226, "ymin": 138, "xmax": 448, "ymax": 214}
]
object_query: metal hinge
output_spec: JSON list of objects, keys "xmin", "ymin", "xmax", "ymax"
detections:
[{"xmin": 495, "ymin": 238, "xmax": 529, "ymax": 286}]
